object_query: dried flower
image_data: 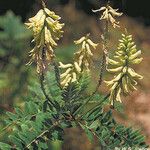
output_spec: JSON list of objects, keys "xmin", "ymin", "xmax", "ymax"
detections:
[
  {"xmin": 93, "ymin": 5, "xmax": 122, "ymax": 28},
  {"xmin": 105, "ymin": 34, "xmax": 143, "ymax": 105},
  {"xmin": 25, "ymin": 8, "xmax": 64, "ymax": 73}
]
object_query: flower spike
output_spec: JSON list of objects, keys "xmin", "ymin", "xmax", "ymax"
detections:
[
  {"xmin": 59, "ymin": 35, "xmax": 98, "ymax": 88},
  {"xmin": 25, "ymin": 7, "xmax": 64, "ymax": 73},
  {"xmin": 105, "ymin": 33, "xmax": 143, "ymax": 105},
  {"xmin": 93, "ymin": 5, "xmax": 122, "ymax": 28}
]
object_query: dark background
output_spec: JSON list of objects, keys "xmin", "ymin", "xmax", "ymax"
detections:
[{"xmin": 0, "ymin": 0, "xmax": 150, "ymax": 25}]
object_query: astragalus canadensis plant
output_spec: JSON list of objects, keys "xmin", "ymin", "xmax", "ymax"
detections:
[{"xmin": 0, "ymin": 1, "xmax": 148, "ymax": 150}]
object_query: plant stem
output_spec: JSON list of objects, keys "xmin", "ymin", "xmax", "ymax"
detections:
[
  {"xmin": 73, "ymin": 93, "xmax": 110, "ymax": 116},
  {"xmin": 74, "ymin": 2, "xmax": 110, "ymax": 116},
  {"xmin": 40, "ymin": 72, "xmax": 56, "ymax": 108},
  {"xmin": 40, "ymin": 47, "xmax": 56, "ymax": 109},
  {"xmin": 93, "ymin": 6, "xmax": 109, "ymax": 94},
  {"xmin": 41, "ymin": 0, "xmax": 46, "ymax": 8},
  {"xmin": 24, "ymin": 119, "xmax": 62, "ymax": 149},
  {"xmin": 92, "ymin": 51, "xmax": 106, "ymax": 95},
  {"xmin": 79, "ymin": 93, "xmax": 110, "ymax": 119}
]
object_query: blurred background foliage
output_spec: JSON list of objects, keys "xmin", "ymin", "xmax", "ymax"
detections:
[
  {"xmin": 0, "ymin": 11, "xmax": 33, "ymax": 110},
  {"xmin": 0, "ymin": 0, "xmax": 150, "ymax": 148}
]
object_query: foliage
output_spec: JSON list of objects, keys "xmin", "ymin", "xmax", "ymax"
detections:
[
  {"xmin": 0, "ymin": 71, "xmax": 148, "ymax": 150},
  {"xmin": 0, "ymin": 11, "xmax": 31, "ymax": 107}
]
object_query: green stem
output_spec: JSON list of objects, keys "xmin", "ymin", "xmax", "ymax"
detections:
[
  {"xmin": 40, "ymin": 72, "xmax": 56, "ymax": 108},
  {"xmin": 40, "ymin": 47, "xmax": 56, "ymax": 109},
  {"xmin": 79, "ymin": 93, "xmax": 110, "ymax": 119},
  {"xmin": 73, "ymin": 93, "xmax": 110, "ymax": 117},
  {"xmin": 24, "ymin": 119, "xmax": 62, "ymax": 149},
  {"xmin": 73, "ymin": 94, "xmax": 94, "ymax": 116}
]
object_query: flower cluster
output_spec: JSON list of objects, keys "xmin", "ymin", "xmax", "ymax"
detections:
[
  {"xmin": 25, "ymin": 8, "xmax": 64, "ymax": 73},
  {"xmin": 93, "ymin": 5, "xmax": 122, "ymax": 28},
  {"xmin": 105, "ymin": 34, "xmax": 143, "ymax": 105},
  {"xmin": 59, "ymin": 35, "xmax": 98, "ymax": 87},
  {"xmin": 74, "ymin": 34, "xmax": 98, "ymax": 72}
]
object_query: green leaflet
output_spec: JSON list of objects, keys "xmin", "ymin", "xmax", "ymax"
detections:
[{"xmin": 0, "ymin": 71, "xmax": 148, "ymax": 149}]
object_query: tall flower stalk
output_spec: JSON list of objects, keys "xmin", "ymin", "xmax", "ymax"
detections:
[
  {"xmin": 25, "ymin": 0, "xmax": 64, "ymax": 108},
  {"xmin": 93, "ymin": 2, "xmax": 122, "ymax": 94}
]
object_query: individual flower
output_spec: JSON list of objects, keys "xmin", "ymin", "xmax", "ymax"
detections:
[
  {"xmin": 105, "ymin": 34, "xmax": 143, "ymax": 105},
  {"xmin": 93, "ymin": 5, "xmax": 122, "ymax": 28},
  {"xmin": 59, "ymin": 35, "xmax": 98, "ymax": 88},
  {"xmin": 25, "ymin": 8, "xmax": 64, "ymax": 73}
]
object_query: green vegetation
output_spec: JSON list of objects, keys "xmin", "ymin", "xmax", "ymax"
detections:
[{"xmin": 0, "ymin": 11, "xmax": 32, "ymax": 108}]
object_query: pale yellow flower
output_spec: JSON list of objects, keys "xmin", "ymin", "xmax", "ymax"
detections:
[
  {"xmin": 59, "ymin": 35, "xmax": 98, "ymax": 88},
  {"xmin": 74, "ymin": 34, "xmax": 98, "ymax": 72},
  {"xmin": 93, "ymin": 6, "xmax": 122, "ymax": 28},
  {"xmin": 25, "ymin": 8, "xmax": 64, "ymax": 73},
  {"xmin": 105, "ymin": 34, "xmax": 143, "ymax": 105}
]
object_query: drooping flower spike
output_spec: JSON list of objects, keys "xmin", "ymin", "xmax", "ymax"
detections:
[
  {"xmin": 93, "ymin": 5, "xmax": 122, "ymax": 28},
  {"xmin": 59, "ymin": 35, "xmax": 98, "ymax": 88},
  {"xmin": 25, "ymin": 7, "xmax": 64, "ymax": 73},
  {"xmin": 105, "ymin": 33, "xmax": 143, "ymax": 105}
]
